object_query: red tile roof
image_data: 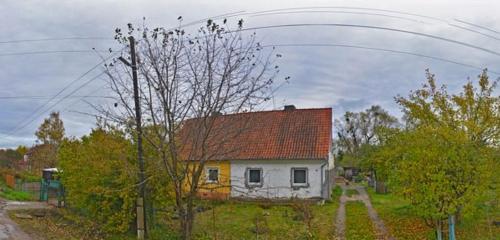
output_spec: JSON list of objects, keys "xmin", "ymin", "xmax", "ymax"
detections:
[{"xmin": 179, "ymin": 108, "xmax": 332, "ymax": 161}]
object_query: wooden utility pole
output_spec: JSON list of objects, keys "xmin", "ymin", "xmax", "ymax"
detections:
[{"xmin": 120, "ymin": 36, "xmax": 147, "ymax": 239}]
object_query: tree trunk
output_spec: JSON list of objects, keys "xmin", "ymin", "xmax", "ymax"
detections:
[
  {"xmin": 436, "ymin": 220, "xmax": 443, "ymax": 240},
  {"xmin": 180, "ymin": 199, "xmax": 195, "ymax": 240},
  {"xmin": 375, "ymin": 181, "xmax": 387, "ymax": 194}
]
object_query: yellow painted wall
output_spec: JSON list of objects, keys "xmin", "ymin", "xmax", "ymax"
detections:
[{"xmin": 184, "ymin": 160, "xmax": 231, "ymax": 199}]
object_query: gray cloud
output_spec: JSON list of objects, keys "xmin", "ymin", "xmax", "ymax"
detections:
[{"xmin": 1, "ymin": 0, "xmax": 499, "ymax": 148}]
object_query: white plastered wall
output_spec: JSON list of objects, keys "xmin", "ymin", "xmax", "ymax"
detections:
[{"xmin": 230, "ymin": 159, "xmax": 327, "ymax": 199}]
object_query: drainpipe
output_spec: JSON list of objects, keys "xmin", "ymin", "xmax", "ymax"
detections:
[{"xmin": 320, "ymin": 163, "xmax": 327, "ymax": 199}]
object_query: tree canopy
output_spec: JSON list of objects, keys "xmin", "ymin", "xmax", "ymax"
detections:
[
  {"xmin": 370, "ymin": 69, "xmax": 499, "ymax": 236},
  {"xmin": 334, "ymin": 105, "xmax": 398, "ymax": 167},
  {"xmin": 35, "ymin": 112, "xmax": 65, "ymax": 146}
]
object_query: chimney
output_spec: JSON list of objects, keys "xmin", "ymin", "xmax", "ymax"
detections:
[{"xmin": 284, "ymin": 105, "xmax": 296, "ymax": 111}]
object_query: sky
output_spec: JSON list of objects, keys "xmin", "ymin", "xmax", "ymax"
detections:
[{"xmin": 0, "ymin": 0, "xmax": 499, "ymax": 148}]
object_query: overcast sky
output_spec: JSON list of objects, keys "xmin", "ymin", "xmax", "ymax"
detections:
[{"xmin": 1, "ymin": 0, "xmax": 499, "ymax": 148}]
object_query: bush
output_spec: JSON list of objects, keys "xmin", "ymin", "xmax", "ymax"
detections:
[
  {"xmin": 331, "ymin": 185, "xmax": 342, "ymax": 201},
  {"xmin": 18, "ymin": 172, "xmax": 41, "ymax": 182}
]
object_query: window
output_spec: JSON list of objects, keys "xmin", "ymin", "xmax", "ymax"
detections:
[
  {"xmin": 206, "ymin": 167, "xmax": 219, "ymax": 183},
  {"xmin": 246, "ymin": 168, "xmax": 263, "ymax": 187},
  {"xmin": 291, "ymin": 168, "xmax": 308, "ymax": 187}
]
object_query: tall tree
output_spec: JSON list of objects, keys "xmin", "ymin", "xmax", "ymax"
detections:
[
  {"xmin": 0, "ymin": 148, "xmax": 22, "ymax": 168},
  {"xmin": 35, "ymin": 111, "xmax": 65, "ymax": 146},
  {"xmin": 58, "ymin": 127, "xmax": 137, "ymax": 234},
  {"xmin": 396, "ymin": 69, "xmax": 499, "ymax": 146},
  {"xmin": 104, "ymin": 19, "xmax": 280, "ymax": 239},
  {"xmin": 334, "ymin": 105, "xmax": 398, "ymax": 167},
  {"xmin": 29, "ymin": 112, "xmax": 65, "ymax": 174},
  {"xmin": 376, "ymin": 69, "xmax": 499, "ymax": 239}
]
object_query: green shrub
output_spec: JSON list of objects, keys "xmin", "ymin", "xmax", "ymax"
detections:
[{"xmin": 331, "ymin": 185, "xmax": 342, "ymax": 201}]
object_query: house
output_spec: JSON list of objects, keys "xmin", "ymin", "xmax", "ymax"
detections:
[{"xmin": 180, "ymin": 105, "xmax": 334, "ymax": 200}]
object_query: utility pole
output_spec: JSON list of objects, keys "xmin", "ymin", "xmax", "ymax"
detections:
[{"xmin": 119, "ymin": 36, "xmax": 147, "ymax": 239}]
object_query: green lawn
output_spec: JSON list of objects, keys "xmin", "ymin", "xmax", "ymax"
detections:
[
  {"xmin": 183, "ymin": 199, "xmax": 338, "ymax": 240},
  {"xmin": 345, "ymin": 201, "xmax": 376, "ymax": 240},
  {"xmin": 366, "ymin": 187, "xmax": 500, "ymax": 240},
  {"xmin": 0, "ymin": 181, "xmax": 34, "ymax": 201}
]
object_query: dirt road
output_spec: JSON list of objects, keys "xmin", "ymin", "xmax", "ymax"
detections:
[{"xmin": 0, "ymin": 200, "xmax": 50, "ymax": 240}]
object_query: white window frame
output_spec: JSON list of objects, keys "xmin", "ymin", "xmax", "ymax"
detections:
[
  {"xmin": 246, "ymin": 168, "xmax": 263, "ymax": 187},
  {"xmin": 206, "ymin": 167, "xmax": 219, "ymax": 183},
  {"xmin": 291, "ymin": 167, "xmax": 309, "ymax": 188}
]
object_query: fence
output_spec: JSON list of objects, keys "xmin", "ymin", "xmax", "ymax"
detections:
[
  {"xmin": 4, "ymin": 174, "xmax": 16, "ymax": 188},
  {"xmin": 3, "ymin": 173, "xmax": 41, "ymax": 199}
]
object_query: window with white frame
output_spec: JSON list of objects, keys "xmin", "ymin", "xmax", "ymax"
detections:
[
  {"xmin": 206, "ymin": 167, "xmax": 219, "ymax": 183},
  {"xmin": 246, "ymin": 168, "xmax": 263, "ymax": 187},
  {"xmin": 291, "ymin": 168, "xmax": 308, "ymax": 187}
]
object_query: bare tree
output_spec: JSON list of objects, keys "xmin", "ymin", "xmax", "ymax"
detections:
[
  {"xmin": 334, "ymin": 105, "xmax": 398, "ymax": 166},
  {"xmin": 103, "ymin": 19, "xmax": 280, "ymax": 239}
]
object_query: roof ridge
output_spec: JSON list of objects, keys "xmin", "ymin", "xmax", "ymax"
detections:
[{"xmin": 219, "ymin": 107, "xmax": 332, "ymax": 117}]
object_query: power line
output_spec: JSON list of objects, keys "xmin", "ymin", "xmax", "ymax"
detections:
[
  {"xmin": 0, "ymin": 50, "xmax": 107, "ymax": 57},
  {"xmin": 0, "ymin": 37, "xmax": 111, "ymax": 44},
  {"xmin": 0, "ymin": 95, "xmax": 113, "ymax": 100},
  {"xmin": 248, "ymin": 7, "xmax": 500, "ymax": 42},
  {"xmin": 7, "ymin": 71, "xmax": 107, "ymax": 135},
  {"xmin": 250, "ymin": 10, "xmax": 428, "ymax": 24},
  {"xmin": 1, "ymin": 10, "xmax": 246, "ymax": 138},
  {"xmin": 241, "ymin": 23, "xmax": 500, "ymax": 57},
  {"xmin": 448, "ymin": 24, "xmax": 500, "ymax": 42},
  {"xmin": 454, "ymin": 19, "xmax": 500, "ymax": 35},
  {"xmin": 250, "ymin": 6, "xmax": 445, "ymax": 22},
  {"xmin": 262, "ymin": 43, "xmax": 500, "ymax": 75},
  {"xmin": 5, "ymin": 51, "xmax": 119, "ymax": 135},
  {"xmin": 0, "ymin": 11, "xmax": 245, "ymax": 46},
  {"xmin": 4, "ymin": 10, "xmax": 498, "ymax": 140}
]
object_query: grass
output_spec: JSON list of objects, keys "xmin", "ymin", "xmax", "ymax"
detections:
[
  {"xmin": 366, "ymin": 187, "xmax": 500, "ymax": 240},
  {"xmin": 10, "ymin": 208, "xmax": 137, "ymax": 240},
  {"xmin": 345, "ymin": 201, "xmax": 376, "ymax": 240},
  {"xmin": 9, "ymin": 201, "xmax": 338, "ymax": 240},
  {"xmin": 169, "ymin": 199, "xmax": 339, "ymax": 240},
  {"xmin": 331, "ymin": 185, "xmax": 342, "ymax": 201},
  {"xmin": 12, "ymin": 187, "xmax": 343, "ymax": 240},
  {"xmin": 12, "ymin": 200, "xmax": 339, "ymax": 240},
  {"xmin": 345, "ymin": 189, "xmax": 358, "ymax": 197},
  {"xmin": 0, "ymin": 186, "xmax": 34, "ymax": 201}
]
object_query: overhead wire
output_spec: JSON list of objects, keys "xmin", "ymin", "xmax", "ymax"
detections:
[
  {"xmin": 1, "ymin": 10, "xmax": 247, "ymax": 138},
  {"xmin": 261, "ymin": 43, "xmax": 500, "ymax": 75},
  {"xmin": 239, "ymin": 23, "xmax": 500, "ymax": 57},
  {"xmin": 3, "ymin": 9, "xmax": 500, "ymax": 140},
  {"xmin": 0, "ymin": 50, "xmax": 107, "ymax": 57}
]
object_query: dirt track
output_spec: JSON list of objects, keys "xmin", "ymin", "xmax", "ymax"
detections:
[{"xmin": 0, "ymin": 199, "xmax": 50, "ymax": 240}]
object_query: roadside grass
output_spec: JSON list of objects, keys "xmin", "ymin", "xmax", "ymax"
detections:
[
  {"xmin": 345, "ymin": 189, "xmax": 358, "ymax": 197},
  {"xmin": 9, "ymin": 208, "xmax": 136, "ymax": 240},
  {"xmin": 345, "ymin": 201, "xmax": 376, "ymax": 240},
  {"xmin": 455, "ymin": 198, "xmax": 500, "ymax": 240},
  {"xmin": 0, "ymin": 181, "xmax": 34, "ymax": 201},
  {"xmin": 366, "ymin": 187, "xmax": 500, "ymax": 240}
]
